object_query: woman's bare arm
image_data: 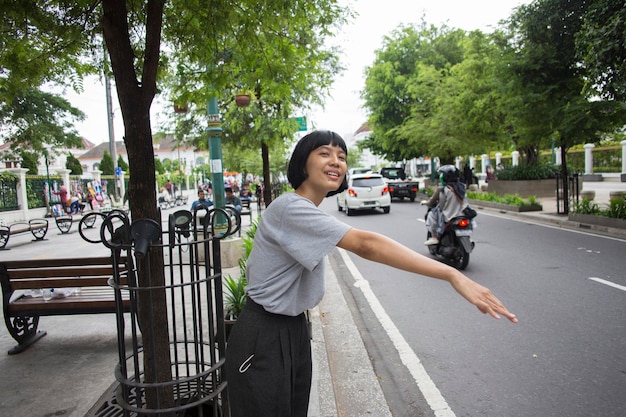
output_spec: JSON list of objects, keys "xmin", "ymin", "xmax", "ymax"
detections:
[{"xmin": 337, "ymin": 228, "xmax": 518, "ymax": 323}]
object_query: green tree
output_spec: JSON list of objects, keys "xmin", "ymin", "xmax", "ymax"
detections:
[
  {"xmin": 117, "ymin": 155, "xmax": 128, "ymax": 172},
  {"xmin": 0, "ymin": 2, "xmax": 93, "ymax": 159},
  {"xmin": 99, "ymin": 150, "xmax": 114, "ymax": 175},
  {"xmin": 576, "ymin": 0, "xmax": 626, "ymax": 101},
  {"xmin": 362, "ymin": 22, "xmax": 468, "ymax": 162},
  {"xmin": 504, "ymin": 0, "xmax": 626, "ymax": 211},
  {"xmin": 0, "ymin": 87, "xmax": 86, "ymax": 158},
  {"xmin": 5, "ymin": 2, "xmax": 351, "ymax": 410},
  {"xmin": 154, "ymin": 157, "xmax": 165, "ymax": 175},
  {"xmin": 66, "ymin": 153, "xmax": 83, "ymax": 175},
  {"xmin": 20, "ymin": 151, "xmax": 39, "ymax": 174}
]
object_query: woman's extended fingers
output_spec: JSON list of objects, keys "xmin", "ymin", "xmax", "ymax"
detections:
[{"xmin": 476, "ymin": 289, "xmax": 518, "ymax": 323}]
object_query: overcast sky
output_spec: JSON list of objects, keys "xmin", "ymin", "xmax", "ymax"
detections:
[{"xmin": 67, "ymin": 0, "xmax": 531, "ymax": 144}]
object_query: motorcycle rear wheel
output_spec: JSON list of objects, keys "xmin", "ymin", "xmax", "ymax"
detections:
[{"xmin": 451, "ymin": 248, "xmax": 470, "ymax": 270}]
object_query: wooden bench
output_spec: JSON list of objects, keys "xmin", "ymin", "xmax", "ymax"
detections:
[
  {"xmin": 240, "ymin": 198, "xmax": 253, "ymax": 223},
  {"xmin": 0, "ymin": 219, "xmax": 48, "ymax": 249},
  {"xmin": 0, "ymin": 256, "xmax": 130, "ymax": 354}
]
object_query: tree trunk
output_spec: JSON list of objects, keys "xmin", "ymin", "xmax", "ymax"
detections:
[
  {"xmin": 262, "ymin": 140, "xmax": 272, "ymax": 206},
  {"xmin": 560, "ymin": 146, "xmax": 570, "ymax": 214},
  {"xmin": 101, "ymin": 0, "xmax": 174, "ymax": 413}
]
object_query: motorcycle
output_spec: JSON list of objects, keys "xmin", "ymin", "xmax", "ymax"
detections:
[{"xmin": 424, "ymin": 210, "xmax": 475, "ymax": 270}]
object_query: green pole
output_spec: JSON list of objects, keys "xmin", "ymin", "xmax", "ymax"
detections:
[
  {"xmin": 207, "ymin": 96, "xmax": 228, "ymax": 234},
  {"xmin": 207, "ymin": 96, "xmax": 224, "ymax": 208}
]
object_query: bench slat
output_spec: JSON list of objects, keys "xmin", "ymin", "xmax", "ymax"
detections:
[
  {"xmin": 8, "ymin": 266, "xmax": 124, "ymax": 280},
  {"xmin": 9, "ymin": 298, "xmax": 131, "ymax": 315},
  {"xmin": 10, "ymin": 276, "xmax": 128, "ymax": 290},
  {"xmin": 2, "ymin": 257, "xmax": 125, "ymax": 269}
]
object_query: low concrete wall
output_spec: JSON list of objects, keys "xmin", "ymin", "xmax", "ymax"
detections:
[
  {"xmin": 195, "ymin": 234, "xmax": 244, "ymax": 269},
  {"xmin": 220, "ymin": 237, "xmax": 245, "ymax": 269},
  {"xmin": 0, "ymin": 208, "xmax": 48, "ymax": 224},
  {"xmin": 468, "ymin": 199, "xmax": 543, "ymax": 213},
  {"xmin": 568, "ymin": 213, "xmax": 626, "ymax": 230}
]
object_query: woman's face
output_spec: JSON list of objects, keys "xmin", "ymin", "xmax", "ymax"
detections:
[{"xmin": 302, "ymin": 144, "xmax": 347, "ymax": 194}]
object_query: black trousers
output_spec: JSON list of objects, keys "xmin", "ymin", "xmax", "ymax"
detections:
[{"xmin": 225, "ymin": 298, "xmax": 312, "ymax": 417}]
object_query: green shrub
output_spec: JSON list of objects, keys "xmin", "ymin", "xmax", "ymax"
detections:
[
  {"xmin": 467, "ymin": 191, "xmax": 539, "ymax": 207},
  {"xmin": 606, "ymin": 197, "xmax": 626, "ymax": 219},
  {"xmin": 495, "ymin": 163, "xmax": 561, "ymax": 181},
  {"xmin": 572, "ymin": 196, "xmax": 626, "ymax": 219}
]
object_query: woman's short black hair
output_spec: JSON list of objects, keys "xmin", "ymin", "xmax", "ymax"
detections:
[{"xmin": 287, "ymin": 130, "xmax": 349, "ymax": 197}]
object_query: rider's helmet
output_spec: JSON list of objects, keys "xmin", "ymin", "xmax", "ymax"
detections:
[{"xmin": 437, "ymin": 164, "xmax": 460, "ymax": 185}]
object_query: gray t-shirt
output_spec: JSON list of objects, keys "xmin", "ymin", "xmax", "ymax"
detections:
[{"xmin": 245, "ymin": 192, "xmax": 351, "ymax": 316}]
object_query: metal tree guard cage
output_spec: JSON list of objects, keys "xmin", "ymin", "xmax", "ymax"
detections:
[{"xmin": 82, "ymin": 207, "xmax": 239, "ymax": 417}]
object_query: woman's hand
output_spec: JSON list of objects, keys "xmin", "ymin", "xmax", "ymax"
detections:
[{"xmin": 449, "ymin": 273, "xmax": 518, "ymax": 323}]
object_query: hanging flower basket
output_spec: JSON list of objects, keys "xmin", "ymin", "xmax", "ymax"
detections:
[
  {"xmin": 173, "ymin": 103, "xmax": 189, "ymax": 114},
  {"xmin": 235, "ymin": 94, "xmax": 251, "ymax": 107}
]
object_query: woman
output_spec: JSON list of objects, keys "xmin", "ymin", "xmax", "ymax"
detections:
[
  {"xmin": 225, "ymin": 130, "xmax": 517, "ymax": 417},
  {"xmin": 423, "ymin": 165, "xmax": 468, "ymax": 245}
]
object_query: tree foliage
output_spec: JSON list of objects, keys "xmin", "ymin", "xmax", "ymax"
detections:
[
  {"xmin": 0, "ymin": 87, "xmax": 86, "ymax": 155},
  {"xmin": 66, "ymin": 152, "xmax": 83, "ymax": 175},
  {"xmin": 362, "ymin": 23, "xmax": 474, "ymax": 163},
  {"xmin": 117, "ymin": 154, "xmax": 128, "ymax": 172},
  {"xmin": 0, "ymin": 1, "xmax": 351, "ymax": 409},
  {"xmin": 99, "ymin": 150, "xmax": 114, "ymax": 175},
  {"xmin": 361, "ymin": 2, "xmax": 626, "ymax": 173},
  {"xmin": 19, "ymin": 150, "xmax": 39, "ymax": 174},
  {"xmin": 0, "ymin": 1, "xmax": 97, "ymax": 157},
  {"xmin": 576, "ymin": 0, "xmax": 626, "ymax": 101}
]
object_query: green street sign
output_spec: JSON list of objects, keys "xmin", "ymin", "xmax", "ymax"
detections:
[{"xmin": 295, "ymin": 116, "xmax": 307, "ymax": 131}]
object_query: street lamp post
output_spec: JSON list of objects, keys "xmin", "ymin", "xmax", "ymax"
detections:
[
  {"xmin": 207, "ymin": 96, "xmax": 224, "ymax": 208},
  {"xmin": 105, "ymin": 72, "xmax": 119, "ymax": 199}
]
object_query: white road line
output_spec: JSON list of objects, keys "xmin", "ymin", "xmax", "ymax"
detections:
[
  {"xmin": 337, "ymin": 248, "xmax": 456, "ymax": 417},
  {"xmin": 589, "ymin": 277, "xmax": 626, "ymax": 292},
  {"xmin": 478, "ymin": 211, "xmax": 626, "ymax": 242}
]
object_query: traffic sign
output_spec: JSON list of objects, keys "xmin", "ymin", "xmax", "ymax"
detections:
[{"xmin": 295, "ymin": 116, "xmax": 307, "ymax": 131}]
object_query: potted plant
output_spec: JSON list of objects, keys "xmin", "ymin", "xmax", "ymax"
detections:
[
  {"xmin": 234, "ymin": 93, "xmax": 251, "ymax": 107},
  {"xmin": 223, "ymin": 219, "xmax": 257, "ymax": 337}
]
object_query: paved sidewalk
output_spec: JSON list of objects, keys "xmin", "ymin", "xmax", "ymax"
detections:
[{"xmin": 0, "ymin": 202, "xmax": 381, "ymax": 417}]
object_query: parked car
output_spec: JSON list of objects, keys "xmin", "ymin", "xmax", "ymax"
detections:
[{"xmin": 336, "ymin": 173, "xmax": 391, "ymax": 216}]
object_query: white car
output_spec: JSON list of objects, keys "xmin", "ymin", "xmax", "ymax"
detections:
[{"xmin": 337, "ymin": 173, "xmax": 391, "ymax": 216}]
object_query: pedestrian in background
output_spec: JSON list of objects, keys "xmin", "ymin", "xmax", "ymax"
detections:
[{"xmin": 224, "ymin": 186, "xmax": 242, "ymax": 213}]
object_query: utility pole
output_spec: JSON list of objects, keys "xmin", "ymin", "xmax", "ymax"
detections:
[{"xmin": 105, "ymin": 72, "xmax": 119, "ymax": 199}]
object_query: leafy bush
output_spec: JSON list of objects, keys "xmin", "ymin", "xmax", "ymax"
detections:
[
  {"xmin": 572, "ymin": 198, "xmax": 601, "ymax": 215},
  {"xmin": 224, "ymin": 218, "xmax": 258, "ymax": 319},
  {"xmin": 606, "ymin": 197, "xmax": 626, "ymax": 219},
  {"xmin": 572, "ymin": 196, "xmax": 626, "ymax": 219},
  {"xmin": 495, "ymin": 163, "xmax": 561, "ymax": 180},
  {"xmin": 467, "ymin": 191, "xmax": 539, "ymax": 207}
]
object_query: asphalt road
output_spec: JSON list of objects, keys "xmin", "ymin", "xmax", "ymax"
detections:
[{"xmin": 321, "ymin": 196, "xmax": 626, "ymax": 417}]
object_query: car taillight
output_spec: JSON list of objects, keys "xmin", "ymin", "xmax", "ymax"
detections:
[
  {"xmin": 411, "ymin": 186, "xmax": 418, "ymax": 192},
  {"xmin": 389, "ymin": 187, "xmax": 395, "ymax": 193},
  {"xmin": 348, "ymin": 189, "xmax": 357, "ymax": 197},
  {"xmin": 458, "ymin": 218, "xmax": 470, "ymax": 227},
  {"xmin": 382, "ymin": 186, "xmax": 389, "ymax": 195}
]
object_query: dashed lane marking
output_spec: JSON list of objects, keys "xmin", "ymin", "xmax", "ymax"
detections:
[{"xmin": 589, "ymin": 277, "xmax": 626, "ymax": 292}]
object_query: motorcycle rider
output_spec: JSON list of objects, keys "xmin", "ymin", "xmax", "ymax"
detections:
[{"xmin": 423, "ymin": 165, "xmax": 468, "ymax": 245}]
